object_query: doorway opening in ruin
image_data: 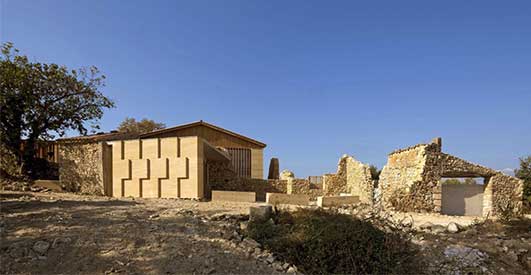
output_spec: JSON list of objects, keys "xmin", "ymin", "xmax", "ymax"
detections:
[{"xmin": 440, "ymin": 177, "xmax": 486, "ymax": 216}]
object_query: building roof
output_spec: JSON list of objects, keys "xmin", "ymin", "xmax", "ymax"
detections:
[
  {"xmin": 57, "ymin": 131, "xmax": 140, "ymax": 143},
  {"xmin": 139, "ymin": 120, "xmax": 266, "ymax": 148},
  {"xmin": 58, "ymin": 120, "xmax": 266, "ymax": 148}
]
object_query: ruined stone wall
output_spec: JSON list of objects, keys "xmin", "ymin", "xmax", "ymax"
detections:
[
  {"xmin": 288, "ymin": 178, "xmax": 323, "ymax": 200},
  {"xmin": 379, "ymin": 143, "xmax": 438, "ymax": 212},
  {"xmin": 58, "ymin": 142, "xmax": 105, "ymax": 195},
  {"xmin": 439, "ymin": 153, "xmax": 497, "ymax": 178},
  {"xmin": 345, "ymin": 156, "xmax": 374, "ymax": 204},
  {"xmin": 323, "ymin": 155, "xmax": 374, "ymax": 204},
  {"xmin": 207, "ymin": 160, "xmax": 286, "ymax": 201},
  {"xmin": 379, "ymin": 139, "xmax": 523, "ymax": 217},
  {"xmin": 488, "ymin": 174, "xmax": 523, "ymax": 216},
  {"xmin": 322, "ymin": 157, "xmax": 348, "ymax": 196}
]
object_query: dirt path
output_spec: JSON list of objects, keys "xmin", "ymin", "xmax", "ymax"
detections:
[{"xmin": 0, "ymin": 191, "xmax": 279, "ymax": 274}]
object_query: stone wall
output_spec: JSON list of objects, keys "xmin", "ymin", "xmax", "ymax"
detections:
[
  {"xmin": 207, "ymin": 160, "xmax": 286, "ymax": 201},
  {"xmin": 489, "ymin": 173, "xmax": 524, "ymax": 216},
  {"xmin": 322, "ymin": 155, "xmax": 374, "ymax": 204},
  {"xmin": 379, "ymin": 138, "xmax": 523, "ymax": 217},
  {"xmin": 288, "ymin": 178, "xmax": 323, "ymax": 200},
  {"xmin": 58, "ymin": 141, "xmax": 105, "ymax": 195},
  {"xmin": 379, "ymin": 143, "xmax": 439, "ymax": 212}
]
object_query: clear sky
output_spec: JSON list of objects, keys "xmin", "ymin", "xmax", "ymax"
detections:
[{"xmin": 1, "ymin": 0, "xmax": 530, "ymax": 176}]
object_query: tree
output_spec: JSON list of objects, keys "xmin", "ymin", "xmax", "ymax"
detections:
[
  {"xmin": 515, "ymin": 156, "xmax": 531, "ymax": 211},
  {"xmin": 0, "ymin": 42, "xmax": 114, "ymax": 178},
  {"xmin": 463, "ymin": 178, "xmax": 477, "ymax": 184},
  {"xmin": 369, "ymin": 165, "xmax": 381, "ymax": 180},
  {"xmin": 117, "ymin": 117, "xmax": 165, "ymax": 134},
  {"xmin": 441, "ymin": 178, "xmax": 461, "ymax": 184}
]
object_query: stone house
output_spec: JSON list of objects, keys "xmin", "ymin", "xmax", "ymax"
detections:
[
  {"xmin": 57, "ymin": 121, "xmax": 266, "ymax": 199},
  {"xmin": 379, "ymin": 138, "xmax": 523, "ymax": 217}
]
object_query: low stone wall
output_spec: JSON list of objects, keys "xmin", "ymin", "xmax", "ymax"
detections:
[
  {"xmin": 58, "ymin": 141, "xmax": 106, "ymax": 195},
  {"xmin": 266, "ymin": 193, "xmax": 310, "ymax": 205},
  {"xmin": 288, "ymin": 178, "xmax": 323, "ymax": 200},
  {"xmin": 323, "ymin": 173, "xmax": 346, "ymax": 196},
  {"xmin": 317, "ymin": 195, "xmax": 360, "ymax": 207},
  {"xmin": 211, "ymin": 190, "xmax": 256, "ymax": 202},
  {"xmin": 207, "ymin": 160, "xmax": 287, "ymax": 201}
]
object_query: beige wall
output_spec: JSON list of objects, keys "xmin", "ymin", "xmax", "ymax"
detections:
[
  {"xmin": 441, "ymin": 184, "xmax": 484, "ymax": 216},
  {"xmin": 109, "ymin": 136, "xmax": 204, "ymax": 199},
  {"xmin": 251, "ymin": 148, "xmax": 263, "ymax": 179}
]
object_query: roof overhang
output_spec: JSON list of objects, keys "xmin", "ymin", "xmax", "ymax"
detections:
[{"xmin": 140, "ymin": 120, "xmax": 266, "ymax": 148}]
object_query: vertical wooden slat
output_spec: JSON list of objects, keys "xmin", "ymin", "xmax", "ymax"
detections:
[{"xmin": 227, "ymin": 148, "xmax": 252, "ymax": 178}]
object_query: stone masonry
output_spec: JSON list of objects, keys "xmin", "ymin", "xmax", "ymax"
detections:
[
  {"xmin": 57, "ymin": 141, "xmax": 108, "ymax": 195},
  {"xmin": 322, "ymin": 155, "xmax": 375, "ymax": 205},
  {"xmin": 379, "ymin": 138, "xmax": 523, "ymax": 217}
]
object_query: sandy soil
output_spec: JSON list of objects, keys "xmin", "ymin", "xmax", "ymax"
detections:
[
  {"xmin": 1, "ymin": 191, "xmax": 530, "ymax": 274},
  {"xmin": 0, "ymin": 191, "xmax": 278, "ymax": 274}
]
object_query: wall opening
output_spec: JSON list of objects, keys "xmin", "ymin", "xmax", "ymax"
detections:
[{"xmin": 440, "ymin": 177, "xmax": 485, "ymax": 216}]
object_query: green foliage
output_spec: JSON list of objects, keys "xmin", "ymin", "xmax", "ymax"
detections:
[
  {"xmin": 0, "ymin": 42, "xmax": 114, "ymax": 178},
  {"xmin": 441, "ymin": 178, "xmax": 462, "ymax": 184},
  {"xmin": 117, "ymin": 117, "xmax": 166, "ymax": 134},
  {"xmin": 369, "ymin": 164, "xmax": 381, "ymax": 180},
  {"xmin": 246, "ymin": 209, "xmax": 421, "ymax": 274},
  {"xmin": 515, "ymin": 156, "xmax": 531, "ymax": 211}
]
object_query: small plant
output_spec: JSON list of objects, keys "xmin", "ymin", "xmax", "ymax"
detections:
[{"xmin": 246, "ymin": 208, "xmax": 423, "ymax": 274}]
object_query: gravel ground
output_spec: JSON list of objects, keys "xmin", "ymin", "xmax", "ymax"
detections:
[
  {"xmin": 1, "ymin": 191, "xmax": 529, "ymax": 274},
  {"xmin": 0, "ymin": 191, "xmax": 281, "ymax": 274}
]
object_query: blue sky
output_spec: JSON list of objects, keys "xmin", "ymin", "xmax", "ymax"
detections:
[{"xmin": 1, "ymin": 0, "xmax": 530, "ymax": 176}]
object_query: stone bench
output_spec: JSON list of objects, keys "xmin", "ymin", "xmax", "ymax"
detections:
[
  {"xmin": 266, "ymin": 193, "xmax": 310, "ymax": 205},
  {"xmin": 317, "ymin": 195, "xmax": 359, "ymax": 207},
  {"xmin": 211, "ymin": 190, "xmax": 256, "ymax": 202}
]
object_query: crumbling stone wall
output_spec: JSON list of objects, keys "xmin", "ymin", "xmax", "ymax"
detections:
[
  {"xmin": 58, "ymin": 141, "xmax": 106, "ymax": 195},
  {"xmin": 379, "ymin": 143, "xmax": 440, "ymax": 212},
  {"xmin": 207, "ymin": 160, "xmax": 286, "ymax": 201},
  {"xmin": 379, "ymin": 138, "xmax": 523, "ymax": 217},
  {"xmin": 489, "ymin": 174, "xmax": 524, "ymax": 216},
  {"xmin": 288, "ymin": 178, "xmax": 323, "ymax": 200},
  {"xmin": 323, "ymin": 155, "xmax": 374, "ymax": 204},
  {"xmin": 323, "ymin": 158, "xmax": 348, "ymax": 196}
]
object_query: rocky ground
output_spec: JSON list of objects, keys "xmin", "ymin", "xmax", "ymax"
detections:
[
  {"xmin": 337, "ymin": 204, "xmax": 531, "ymax": 274},
  {"xmin": 1, "ymin": 190, "xmax": 530, "ymax": 274},
  {"xmin": 0, "ymin": 191, "xmax": 294, "ymax": 274}
]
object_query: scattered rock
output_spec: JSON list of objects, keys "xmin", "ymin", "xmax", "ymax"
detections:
[
  {"xmin": 32, "ymin": 241, "xmax": 50, "ymax": 255},
  {"xmin": 230, "ymin": 231, "xmax": 242, "ymax": 242},
  {"xmin": 444, "ymin": 244, "xmax": 487, "ymax": 267},
  {"xmin": 239, "ymin": 222, "xmax": 248, "ymax": 231},
  {"xmin": 249, "ymin": 205, "xmax": 272, "ymax": 221},
  {"xmin": 241, "ymin": 238, "xmax": 260, "ymax": 249},
  {"xmin": 287, "ymin": 266, "xmax": 298, "ymax": 273},
  {"xmin": 431, "ymin": 224, "xmax": 446, "ymax": 234},
  {"xmin": 272, "ymin": 262, "xmax": 283, "ymax": 271},
  {"xmin": 148, "ymin": 214, "xmax": 159, "ymax": 219},
  {"xmin": 8, "ymin": 243, "xmax": 27, "ymax": 258},
  {"xmin": 266, "ymin": 255, "xmax": 275, "ymax": 264},
  {"xmin": 506, "ymin": 251, "xmax": 518, "ymax": 263},
  {"xmin": 447, "ymin": 222, "xmax": 460, "ymax": 233},
  {"xmin": 419, "ymin": 222, "xmax": 434, "ymax": 230}
]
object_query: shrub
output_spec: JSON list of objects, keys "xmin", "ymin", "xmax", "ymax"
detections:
[{"xmin": 246, "ymin": 208, "xmax": 421, "ymax": 274}]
